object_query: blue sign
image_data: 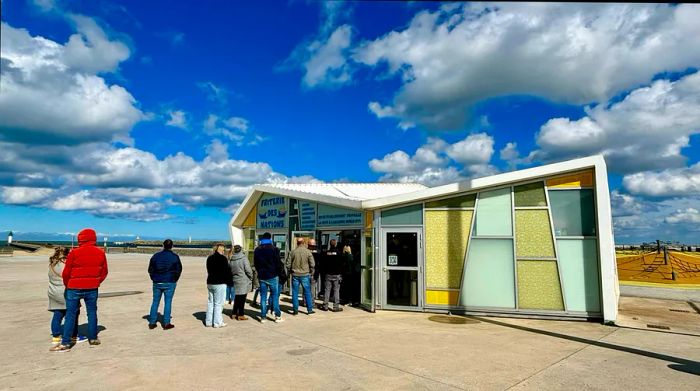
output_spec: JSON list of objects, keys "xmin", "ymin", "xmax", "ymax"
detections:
[
  {"xmin": 317, "ymin": 204, "xmax": 362, "ymax": 227},
  {"xmin": 257, "ymin": 195, "xmax": 287, "ymax": 229},
  {"xmin": 300, "ymin": 201, "xmax": 317, "ymax": 230}
]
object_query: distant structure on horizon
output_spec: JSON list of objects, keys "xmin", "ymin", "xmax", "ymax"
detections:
[{"xmin": 7, "ymin": 231, "xmax": 12, "ymax": 245}]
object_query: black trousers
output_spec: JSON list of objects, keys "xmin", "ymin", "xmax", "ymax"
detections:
[{"xmin": 233, "ymin": 294, "xmax": 247, "ymax": 316}]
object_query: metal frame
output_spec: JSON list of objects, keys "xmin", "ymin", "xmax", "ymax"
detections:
[{"xmin": 379, "ymin": 226, "xmax": 424, "ymax": 311}]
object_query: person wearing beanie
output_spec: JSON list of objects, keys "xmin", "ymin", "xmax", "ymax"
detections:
[
  {"xmin": 147, "ymin": 239, "xmax": 182, "ymax": 330},
  {"xmin": 253, "ymin": 232, "xmax": 284, "ymax": 323},
  {"xmin": 51, "ymin": 228, "xmax": 108, "ymax": 352}
]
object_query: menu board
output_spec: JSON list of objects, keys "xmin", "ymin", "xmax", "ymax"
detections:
[
  {"xmin": 317, "ymin": 204, "xmax": 363, "ymax": 227},
  {"xmin": 257, "ymin": 194, "xmax": 287, "ymax": 229},
  {"xmin": 300, "ymin": 201, "xmax": 317, "ymax": 230}
]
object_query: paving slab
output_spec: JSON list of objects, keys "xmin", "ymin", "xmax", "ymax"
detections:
[{"xmin": 1, "ymin": 254, "xmax": 698, "ymax": 390}]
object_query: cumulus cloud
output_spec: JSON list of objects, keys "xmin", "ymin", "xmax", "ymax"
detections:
[
  {"xmin": 665, "ymin": 208, "xmax": 700, "ymax": 224},
  {"xmin": 352, "ymin": 3, "xmax": 700, "ymax": 130},
  {"xmin": 369, "ymin": 133, "xmax": 497, "ymax": 186},
  {"xmin": 283, "ymin": 3, "xmax": 354, "ymax": 88},
  {"xmin": 0, "ymin": 186, "xmax": 55, "ymax": 205},
  {"xmin": 610, "ymin": 190, "xmax": 659, "ymax": 217},
  {"xmin": 49, "ymin": 190, "xmax": 168, "ymax": 221},
  {"xmin": 622, "ymin": 162, "xmax": 700, "ymax": 198},
  {"xmin": 203, "ymin": 114, "xmax": 260, "ymax": 146},
  {"xmin": 0, "ymin": 21, "xmax": 143, "ymax": 145},
  {"xmin": 531, "ymin": 72, "xmax": 700, "ymax": 173}
]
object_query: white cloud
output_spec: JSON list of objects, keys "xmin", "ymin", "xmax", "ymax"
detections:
[
  {"xmin": 197, "ymin": 81, "xmax": 230, "ymax": 106},
  {"xmin": 622, "ymin": 162, "xmax": 700, "ymax": 198},
  {"xmin": 610, "ymin": 190, "xmax": 659, "ymax": 217},
  {"xmin": 0, "ymin": 186, "xmax": 54, "ymax": 205},
  {"xmin": 665, "ymin": 208, "xmax": 700, "ymax": 224},
  {"xmin": 165, "ymin": 110, "xmax": 187, "ymax": 129},
  {"xmin": 223, "ymin": 117, "xmax": 249, "ymax": 133},
  {"xmin": 203, "ymin": 114, "xmax": 258, "ymax": 146},
  {"xmin": 0, "ymin": 21, "xmax": 143, "ymax": 145},
  {"xmin": 531, "ymin": 71, "xmax": 700, "ymax": 173},
  {"xmin": 353, "ymin": 3, "xmax": 700, "ymax": 130},
  {"xmin": 49, "ymin": 190, "xmax": 168, "ymax": 221},
  {"xmin": 369, "ymin": 133, "xmax": 497, "ymax": 186}
]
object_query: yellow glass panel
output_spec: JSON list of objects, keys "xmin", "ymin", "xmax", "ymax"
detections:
[
  {"xmin": 546, "ymin": 170, "xmax": 594, "ymax": 188},
  {"xmin": 426, "ymin": 290, "xmax": 459, "ymax": 306},
  {"xmin": 425, "ymin": 210, "xmax": 473, "ymax": 289},
  {"xmin": 517, "ymin": 260, "xmax": 564, "ymax": 310},
  {"xmin": 515, "ymin": 210, "xmax": 555, "ymax": 258},
  {"xmin": 365, "ymin": 211, "xmax": 373, "ymax": 229},
  {"xmin": 242, "ymin": 206, "xmax": 257, "ymax": 227}
]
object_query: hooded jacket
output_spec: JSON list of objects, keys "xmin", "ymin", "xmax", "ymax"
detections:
[
  {"xmin": 228, "ymin": 251, "xmax": 253, "ymax": 295},
  {"xmin": 62, "ymin": 229, "xmax": 109, "ymax": 289}
]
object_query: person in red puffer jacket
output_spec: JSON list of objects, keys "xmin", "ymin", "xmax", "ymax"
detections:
[{"xmin": 51, "ymin": 228, "xmax": 108, "ymax": 352}]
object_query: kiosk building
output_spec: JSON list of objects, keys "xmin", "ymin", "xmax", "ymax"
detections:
[{"xmin": 229, "ymin": 155, "xmax": 618, "ymax": 323}]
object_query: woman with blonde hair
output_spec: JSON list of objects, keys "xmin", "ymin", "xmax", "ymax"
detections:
[
  {"xmin": 47, "ymin": 247, "xmax": 86, "ymax": 349},
  {"xmin": 205, "ymin": 243, "xmax": 233, "ymax": 328}
]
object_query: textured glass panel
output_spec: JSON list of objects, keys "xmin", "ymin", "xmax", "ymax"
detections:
[
  {"xmin": 514, "ymin": 182, "xmax": 547, "ymax": 207},
  {"xmin": 557, "ymin": 239, "xmax": 601, "ymax": 312},
  {"xmin": 474, "ymin": 188, "xmax": 512, "ymax": 236},
  {"xmin": 426, "ymin": 193, "xmax": 476, "ymax": 208},
  {"xmin": 460, "ymin": 239, "xmax": 515, "ymax": 308},
  {"xmin": 426, "ymin": 290, "xmax": 459, "ymax": 306},
  {"xmin": 517, "ymin": 260, "xmax": 564, "ymax": 310},
  {"xmin": 515, "ymin": 210, "xmax": 555, "ymax": 258},
  {"xmin": 547, "ymin": 170, "xmax": 594, "ymax": 188},
  {"xmin": 549, "ymin": 190, "xmax": 596, "ymax": 236},
  {"xmin": 425, "ymin": 210, "xmax": 472, "ymax": 289},
  {"xmin": 381, "ymin": 204, "xmax": 423, "ymax": 225}
]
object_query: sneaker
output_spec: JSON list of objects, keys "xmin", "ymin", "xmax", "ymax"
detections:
[
  {"xmin": 321, "ymin": 306, "xmax": 329, "ymax": 311},
  {"xmin": 213, "ymin": 323, "xmax": 227, "ymax": 328},
  {"xmin": 332, "ymin": 307, "xmax": 343, "ymax": 312},
  {"xmin": 237, "ymin": 315, "xmax": 248, "ymax": 321},
  {"xmin": 51, "ymin": 336, "xmax": 61, "ymax": 345},
  {"xmin": 292, "ymin": 310, "xmax": 298, "ymax": 316},
  {"xmin": 163, "ymin": 324, "xmax": 175, "ymax": 330},
  {"xmin": 307, "ymin": 310, "xmax": 316, "ymax": 315},
  {"xmin": 88, "ymin": 339, "xmax": 101, "ymax": 347},
  {"xmin": 71, "ymin": 335, "xmax": 88, "ymax": 344},
  {"xmin": 274, "ymin": 316, "xmax": 284, "ymax": 323},
  {"xmin": 259, "ymin": 318, "xmax": 267, "ymax": 323},
  {"xmin": 148, "ymin": 323, "xmax": 157, "ymax": 330},
  {"xmin": 50, "ymin": 344, "xmax": 71, "ymax": 353}
]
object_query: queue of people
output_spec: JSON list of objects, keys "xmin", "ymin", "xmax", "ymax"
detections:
[{"xmin": 47, "ymin": 229, "xmax": 359, "ymax": 352}]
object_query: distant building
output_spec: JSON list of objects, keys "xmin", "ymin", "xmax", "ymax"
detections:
[
  {"xmin": 230, "ymin": 155, "xmax": 618, "ymax": 324},
  {"xmin": 7, "ymin": 231, "xmax": 13, "ymax": 245}
]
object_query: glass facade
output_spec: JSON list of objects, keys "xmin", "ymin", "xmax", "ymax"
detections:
[
  {"xmin": 517, "ymin": 260, "xmax": 564, "ymax": 310},
  {"xmin": 514, "ymin": 182, "xmax": 547, "ymax": 207},
  {"xmin": 425, "ymin": 193, "xmax": 476, "ymax": 208},
  {"xmin": 460, "ymin": 239, "xmax": 516, "ymax": 308},
  {"xmin": 557, "ymin": 239, "xmax": 601, "ymax": 312},
  {"xmin": 474, "ymin": 188, "xmax": 512, "ymax": 236},
  {"xmin": 549, "ymin": 189, "xmax": 596, "ymax": 236},
  {"xmin": 381, "ymin": 204, "xmax": 423, "ymax": 225},
  {"xmin": 515, "ymin": 210, "xmax": 555, "ymax": 258},
  {"xmin": 425, "ymin": 210, "xmax": 472, "ymax": 289}
]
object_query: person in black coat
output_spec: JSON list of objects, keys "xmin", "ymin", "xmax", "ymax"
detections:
[
  {"xmin": 147, "ymin": 239, "xmax": 182, "ymax": 329},
  {"xmin": 253, "ymin": 232, "xmax": 284, "ymax": 323},
  {"xmin": 205, "ymin": 243, "xmax": 233, "ymax": 328}
]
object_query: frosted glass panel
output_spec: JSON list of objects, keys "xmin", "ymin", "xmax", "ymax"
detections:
[
  {"xmin": 460, "ymin": 239, "xmax": 515, "ymax": 308},
  {"xmin": 474, "ymin": 188, "xmax": 512, "ymax": 236},
  {"xmin": 549, "ymin": 190, "xmax": 596, "ymax": 236},
  {"xmin": 425, "ymin": 210, "xmax": 472, "ymax": 289},
  {"xmin": 557, "ymin": 239, "xmax": 600, "ymax": 312},
  {"xmin": 515, "ymin": 210, "xmax": 555, "ymax": 258},
  {"xmin": 426, "ymin": 193, "xmax": 476, "ymax": 208},
  {"xmin": 381, "ymin": 204, "xmax": 423, "ymax": 225}
]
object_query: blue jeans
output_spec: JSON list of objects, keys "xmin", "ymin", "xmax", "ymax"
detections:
[
  {"xmin": 292, "ymin": 275, "xmax": 313, "ymax": 312},
  {"xmin": 226, "ymin": 285, "xmax": 235, "ymax": 302},
  {"xmin": 149, "ymin": 282, "xmax": 177, "ymax": 325},
  {"xmin": 206, "ymin": 284, "xmax": 227, "ymax": 326},
  {"xmin": 51, "ymin": 309, "xmax": 79, "ymax": 338},
  {"xmin": 259, "ymin": 277, "xmax": 280, "ymax": 319},
  {"xmin": 62, "ymin": 288, "xmax": 98, "ymax": 345}
]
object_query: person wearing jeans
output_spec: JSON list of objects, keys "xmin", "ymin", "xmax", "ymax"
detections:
[
  {"xmin": 148, "ymin": 239, "xmax": 182, "ymax": 330},
  {"xmin": 286, "ymin": 238, "xmax": 315, "ymax": 315},
  {"xmin": 254, "ymin": 232, "xmax": 284, "ymax": 323},
  {"xmin": 205, "ymin": 243, "xmax": 233, "ymax": 328},
  {"xmin": 52, "ymin": 228, "xmax": 108, "ymax": 352},
  {"xmin": 47, "ymin": 247, "xmax": 85, "ymax": 346}
]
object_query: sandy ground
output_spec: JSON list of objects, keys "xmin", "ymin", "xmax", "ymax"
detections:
[{"xmin": 0, "ymin": 254, "xmax": 699, "ymax": 390}]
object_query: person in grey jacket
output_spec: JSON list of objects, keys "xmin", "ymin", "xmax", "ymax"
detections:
[
  {"xmin": 48, "ymin": 247, "xmax": 85, "ymax": 347},
  {"xmin": 285, "ymin": 238, "xmax": 316, "ymax": 315},
  {"xmin": 229, "ymin": 245, "xmax": 253, "ymax": 320}
]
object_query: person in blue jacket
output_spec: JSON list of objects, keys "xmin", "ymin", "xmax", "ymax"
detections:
[{"xmin": 147, "ymin": 239, "xmax": 183, "ymax": 330}]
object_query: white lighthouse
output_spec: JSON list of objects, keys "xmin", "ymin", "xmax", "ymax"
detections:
[{"xmin": 7, "ymin": 231, "xmax": 13, "ymax": 245}]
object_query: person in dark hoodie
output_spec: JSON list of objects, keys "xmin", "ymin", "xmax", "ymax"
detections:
[
  {"xmin": 228, "ymin": 245, "xmax": 253, "ymax": 320},
  {"xmin": 147, "ymin": 239, "xmax": 182, "ymax": 330},
  {"xmin": 253, "ymin": 232, "xmax": 284, "ymax": 323},
  {"xmin": 206, "ymin": 243, "xmax": 233, "ymax": 328},
  {"xmin": 322, "ymin": 241, "xmax": 345, "ymax": 312},
  {"xmin": 51, "ymin": 228, "xmax": 108, "ymax": 352}
]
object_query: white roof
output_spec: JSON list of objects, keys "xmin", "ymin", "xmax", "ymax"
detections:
[{"xmin": 231, "ymin": 155, "xmax": 607, "ymax": 226}]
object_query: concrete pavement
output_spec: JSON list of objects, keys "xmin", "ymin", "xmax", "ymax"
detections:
[{"xmin": 0, "ymin": 254, "xmax": 698, "ymax": 390}]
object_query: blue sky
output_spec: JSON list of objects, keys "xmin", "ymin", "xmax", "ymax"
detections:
[{"xmin": 1, "ymin": 1, "xmax": 699, "ymax": 243}]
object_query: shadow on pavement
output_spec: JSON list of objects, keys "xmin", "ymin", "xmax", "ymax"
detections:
[{"xmin": 472, "ymin": 316, "xmax": 700, "ymax": 376}]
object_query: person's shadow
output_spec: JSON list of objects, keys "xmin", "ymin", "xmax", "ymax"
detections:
[{"xmin": 76, "ymin": 323, "xmax": 107, "ymax": 336}]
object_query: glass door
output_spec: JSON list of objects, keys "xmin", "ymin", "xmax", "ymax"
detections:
[
  {"xmin": 360, "ymin": 229, "xmax": 375, "ymax": 311},
  {"xmin": 382, "ymin": 228, "xmax": 422, "ymax": 310}
]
